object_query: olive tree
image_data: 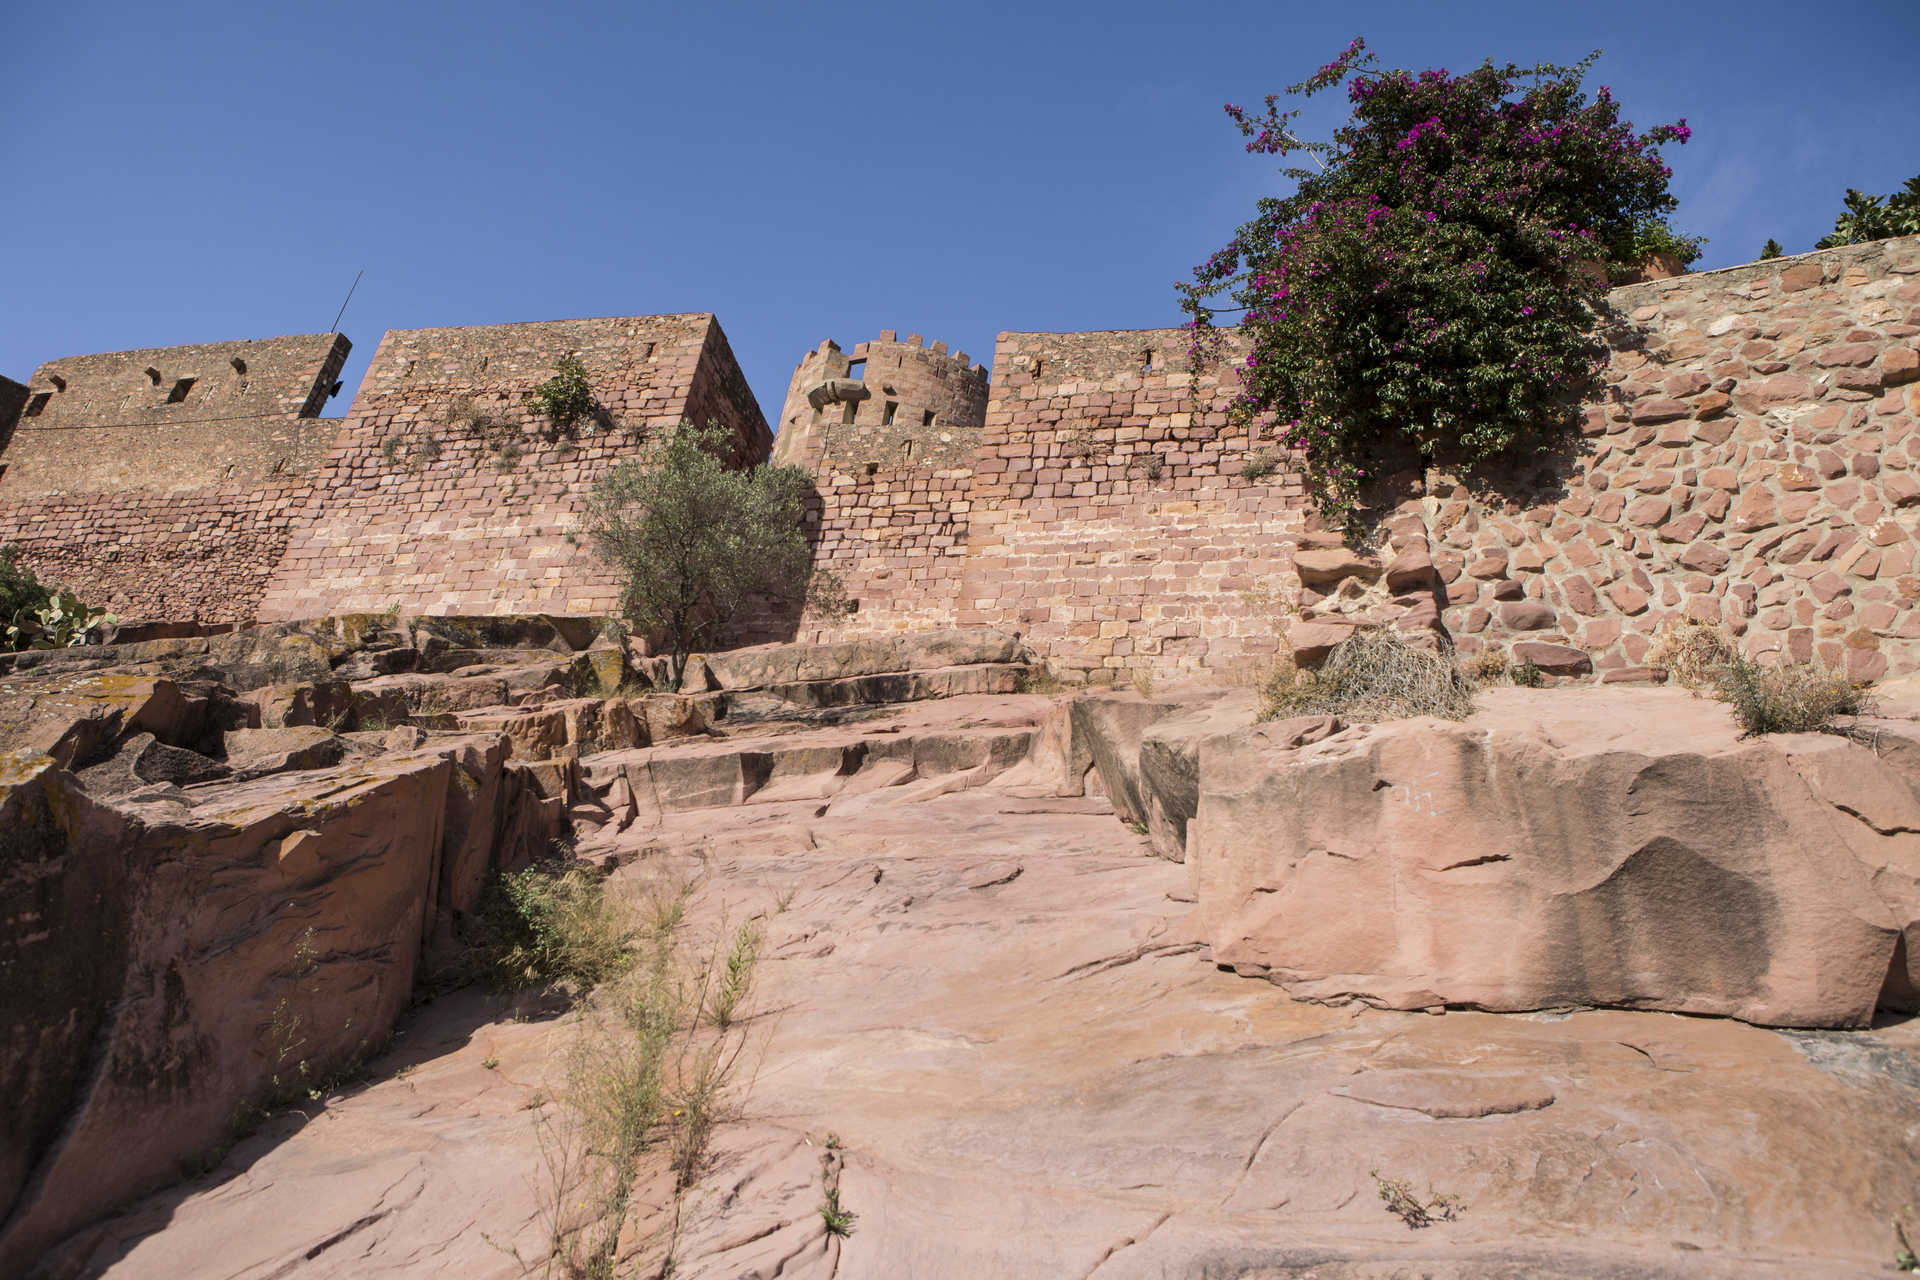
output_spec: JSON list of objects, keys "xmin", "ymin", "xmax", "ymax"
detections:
[{"xmin": 586, "ymin": 421, "xmax": 817, "ymax": 690}]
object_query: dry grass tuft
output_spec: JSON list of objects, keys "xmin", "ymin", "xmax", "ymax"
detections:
[
  {"xmin": 1714, "ymin": 655, "xmax": 1873, "ymax": 737},
  {"xmin": 1262, "ymin": 627, "xmax": 1475, "ymax": 723},
  {"xmin": 1647, "ymin": 618, "xmax": 1737, "ymax": 690}
]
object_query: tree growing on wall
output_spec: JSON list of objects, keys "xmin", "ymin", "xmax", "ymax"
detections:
[
  {"xmin": 1180, "ymin": 38, "xmax": 1694, "ymax": 534},
  {"xmin": 587, "ymin": 422, "xmax": 817, "ymax": 690}
]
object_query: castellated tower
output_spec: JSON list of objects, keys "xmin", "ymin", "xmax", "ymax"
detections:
[{"xmin": 772, "ymin": 329, "xmax": 988, "ymax": 473}]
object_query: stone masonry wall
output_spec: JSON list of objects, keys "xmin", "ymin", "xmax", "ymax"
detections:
[
  {"xmin": 952, "ymin": 328, "xmax": 1310, "ymax": 681},
  {"xmin": 0, "ymin": 376, "xmax": 28, "ymax": 460},
  {"xmin": 13, "ymin": 334, "xmax": 349, "ymax": 431},
  {"xmin": 786, "ymin": 461, "xmax": 976, "ymax": 641},
  {"xmin": 0, "ymin": 482, "xmax": 304, "ymax": 623},
  {"xmin": 772, "ymin": 331, "xmax": 987, "ymax": 472},
  {"xmin": 255, "ymin": 315, "xmax": 768, "ymax": 621},
  {"xmin": 1430, "ymin": 235, "xmax": 1920, "ymax": 682}
]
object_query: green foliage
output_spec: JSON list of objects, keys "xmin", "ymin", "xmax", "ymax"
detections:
[
  {"xmin": 1815, "ymin": 177, "xmax": 1920, "ymax": 249},
  {"xmin": 6, "ymin": 585, "xmax": 116, "ymax": 652},
  {"xmin": 1712, "ymin": 655, "xmax": 1870, "ymax": 737},
  {"xmin": 707, "ymin": 921, "xmax": 759, "ymax": 1030},
  {"xmin": 1238, "ymin": 449, "xmax": 1282, "ymax": 481},
  {"xmin": 0, "ymin": 545, "xmax": 52, "ymax": 626},
  {"xmin": 472, "ymin": 859, "xmax": 634, "ymax": 991},
  {"xmin": 1623, "ymin": 215, "xmax": 1707, "ymax": 272},
  {"xmin": 1510, "ymin": 658, "xmax": 1544, "ymax": 687},
  {"xmin": 820, "ymin": 1186, "xmax": 857, "ymax": 1237},
  {"xmin": 1262, "ymin": 627, "xmax": 1475, "ymax": 723},
  {"xmin": 587, "ymin": 421, "xmax": 819, "ymax": 691},
  {"xmin": 1759, "ymin": 238, "xmax": 1784, "ymax": 260},
  {"xmin": 1895, "ymin": 1206, "xmax": 1919, "ymax": 1272},
  {"xmin": 1183, "ymin": 39, "xmax": 1692, "ymax": 534},
  {"xmin": 529, "ymin": 354, "xmax": 597, "ymax": 429}
]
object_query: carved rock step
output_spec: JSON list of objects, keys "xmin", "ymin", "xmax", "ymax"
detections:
[
  {"xmin": 574, "ymin": 716, "xmax": 1037, "ymax": 830},
  {"xmin": 679, "ymin": 628, "xmax": 1026, "ymax": 692}
]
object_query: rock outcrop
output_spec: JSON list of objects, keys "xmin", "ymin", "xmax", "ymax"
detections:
[{"xmin": 1188, "ymin": 687, "xmax": 1920, "ymax": 1027}]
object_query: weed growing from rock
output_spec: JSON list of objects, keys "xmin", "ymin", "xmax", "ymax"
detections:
[
  {"xmin": 1713, "ymin": 655, "xmax": 1871, "ymax": 737},
  {"xmin": 472, "ymin": 860, "xmax": 635, "ymax": 992},
  {"xmin": 519, "ymin": 878, "xmax": 762, "ymax": 1278},
  {"xmin": 820, "ymin": 1185, "xmax": 857, "ymax": 1238},
  {"xmin": 1262, "ymin": 627, "xmax": 1474, "ymax": 722},
  {"xmin": 1372, "ymin": 1170, "xmax": 1462, "ymax": 1229}
]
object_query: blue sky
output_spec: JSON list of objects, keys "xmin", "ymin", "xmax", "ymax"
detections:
[{"xmin": 5, "ymin": 0, "xmax": 1916, "ymax": 425}]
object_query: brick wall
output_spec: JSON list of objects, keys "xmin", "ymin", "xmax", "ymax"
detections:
[
  {"xmin": 950, "ymin": 328, "xmax": 1307, "ymax": 680},
  {"xmin": 255, "ymin": 314, "xmax": 768, "ymax": 621},
  {"xmin": 1432, "ymin": 234, "xmax": 1920, "ymax": 681},
  {"xmin": 0, "ymin": 482, "xmax": 303, "ymax": 623},
  {"xmin": 787, "ymin": 461, "xmax": 976, "ymax": 641}
]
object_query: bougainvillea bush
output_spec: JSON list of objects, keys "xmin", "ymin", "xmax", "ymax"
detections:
[{"xmin": 1180, "ymin": 39, "xmax": 1695, "ymax": 533}]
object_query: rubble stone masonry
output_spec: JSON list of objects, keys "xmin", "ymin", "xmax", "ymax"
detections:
[{"xmin": 1438, "ymin": 235, "xmax": 1920, "ymax": 682}]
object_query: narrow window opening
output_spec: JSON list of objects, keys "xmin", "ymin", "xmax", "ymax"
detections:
[
  {"xmin": 0, "ymin": 463, "xmax": 8, "ymax": 483},
  {"xmin": 1033, "ymin": 358, "xmax": 1046, "ymax": 377},
  {"xmin": 165, "ymin": 377, "xmax": 196, "ymax": 404},
  {"xmin": 638, "ymin": 342, "xmax": 655, "ymax": 360},
  {"xmin": 921, "ymin": 409, "xmax": 935, "ymax": 427},
  {"xmin": 902, "ymin": 440, "xmax": 915, "ymax": 461},
  {"xmin": 24, "ymin": 392, "xmax": 51, "ymax": 417},
  {"xmin": 845, "ymin": 358, "xmax": 866, "ymax": 380},
  {"xmin": 144, "ymin": 366, "xmax": 162, "ymax": 385},
  {"xmin": 883, "ymin": 401, "xmax": 899, "ymax": 426},
  {"xmin": 865, "ymin": 462, "xmax": 879, "ymax": 477},
  {"xmin": 48, "ymin": 374, "xmax": 67, "ymax": 391},
  {"xmin": 228, "ymin": 357, "xmax": 247, "ymax": 376},
  {"xmin": 1142, "ymin": 349, "xmax": 1156, "ymax": 375}
]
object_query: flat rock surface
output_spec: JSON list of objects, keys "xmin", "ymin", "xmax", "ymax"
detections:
[{"xmin": 39, "ymin": 692, "xmax": 1920, "ymax": 1278}]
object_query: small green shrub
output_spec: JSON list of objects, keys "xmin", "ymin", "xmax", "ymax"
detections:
[
  {"xmin": 1262, "ymin": 627, "xmax": 1474, "ymax": 723},
  {"xmin": 1713, "ymin": 655, "xmax": 1870, "ymax": 737},
  {"xmin": 1510, "ymin": 659, "xmax": 1544, "ymax": 688},
  {"xmin": 472, "ymin": 859, "xmax": 634, "ymax": 991},
  {"xmin": 820, "ymin": 1186, "xmax": 857, "ymax": 1237},
  {"xmin": 1759, "ymin": 238, "xmax": 1784, "ymax": 260},
  {"xmin": 0, "ymin": 545, "xmax": 51, "ymax": 622},
  {"xmin": 529, "ymin": 355, "xmax": 596, "ymax": 429},
  {"xmin": 1239, "ymin": 449, "xmax": 1281, "ymax": 481}
]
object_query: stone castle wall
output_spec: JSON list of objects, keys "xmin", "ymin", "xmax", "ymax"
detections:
[
  {"xmin": 1429, "ymin": 235, "xmax": 1920, "ymax": 682},
  {"xmin": 951, "ymin": 329, "xmax": 1307, "ymax": 680},
  {"xmin": 0, "ymin": 335, "xmax": 351, "ymax": 623},
  {"xmin": 255, "ymin": 315, "xmax": 768, "ymax": 621},
  {"xmin": 3, "ymin": 237, "xmax": 1916, "ymax": 681},
  {"xmin": 781, "ymin": 237, "xmax": 1920, "ymax": 684},
  {"xmin": 0, "ymin": 316, "xmax": 766, "ymax": 626},
  {"xmin": 0, "ymin": 482, "xmax": 306, "ymax": 624},
  {"xmin": 773, "ymin": 331, "xmax": 987, "ymax": 473}
]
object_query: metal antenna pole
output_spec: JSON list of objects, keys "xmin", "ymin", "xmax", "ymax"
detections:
[{"xmin": 330, "ymin": 269, "xmax": 364, "ymax": 333}]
